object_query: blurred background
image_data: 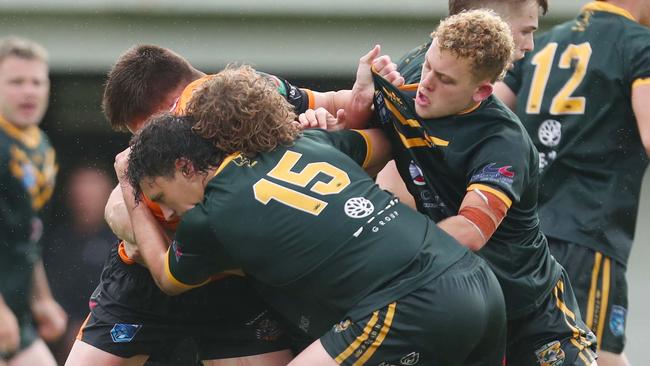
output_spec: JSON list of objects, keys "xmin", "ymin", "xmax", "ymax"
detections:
[{"xmin": 0, "ymin": 0, "xmax": 647, "ymax": 364}]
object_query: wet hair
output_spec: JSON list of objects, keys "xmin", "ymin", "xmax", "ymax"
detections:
[
  {"xmin": 102, "ymin": 44, "xmax": 201, "ymax": 131},
  {"xmin": 432, "ymin": 9, "xmax": 514, "ymax": 82},
  {"xmin": 449, "ymin": 0, "xmax": 548, "ymax": 16},
  {"xmin": 188, "ymin": 65, "xmax": 299, "ymax": 157},
  {"xmin": 0, "ymin": 36, "xmax": 49, "ymax": 64},
  {"xmin": 126, "ymin": 113, "xmax": 223, "ymax": 201}
]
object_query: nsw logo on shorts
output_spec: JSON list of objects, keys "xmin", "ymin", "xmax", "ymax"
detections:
[
  {"xmin": 609, "ymin": 305, "xmax": 627, "ymax": 337},
  {"xmin": 110, "ymin": 323, "xmax": 142, "ymax": 343}
]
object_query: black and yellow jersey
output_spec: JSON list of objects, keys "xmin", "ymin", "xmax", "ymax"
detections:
[
  {"xmin": 166, "ymin": 129, "xmax": 467, "ymax": 336},
  {"xmin": 372, "ymin": 71, "xmax": 561, "ymax": 319},
  {"xmin": 0, "ymin": 116, "xmax": 57, "ymax": 265},
  {"xmin": 504, "ymin": 1, "xmax": 650, "ymax": 265}
]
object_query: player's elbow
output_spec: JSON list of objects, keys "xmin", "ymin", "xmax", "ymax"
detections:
[{"xmin": 154, "ymin": 277, "xmax": 186, "ymax": 296}]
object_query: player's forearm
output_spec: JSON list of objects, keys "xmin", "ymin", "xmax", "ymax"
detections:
[
  {"xmin": 30, "ymin": 260, "xmax": 54, "ymax": 302},
  {"xmin": 119, "ymin": 183, "xmax": 176, "ymax": 294},
  {"xmin": 437, "ymin": 215, "xmax": 488, "ymax": 251},
  {"xmin": 632, "ymin": 84, "xmax": 650, "ymax": 157},
  {"xmin": 105, "ymin": 184, "xmax": 137, "ymax": 244}
]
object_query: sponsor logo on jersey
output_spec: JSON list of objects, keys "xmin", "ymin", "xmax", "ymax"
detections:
[
  {"xmin": 409, "ymin": 161, "xmax": 426, "ymax": 186},
  {"xmin": 344, "ymin": 197, "xmax": 375, "ymax": 218},
  {"xmin": 538, "ymin": 119, "xmax": 562, "ymax": 147},
  {"xmin": 333, "ymin": 319, "xmax": 351, "ymax": 333},
  {"xmin": 400, "ymin": 352, "xmax": 420, "ymax": 365},
  {"xmin": 373, "ymin": 90, "xmax": 392, "ymax": 126},
  {"xmin": 609, "ymin": 305, "xmax": 626, "ymax": 337},
  {"xmin": 471, "ymin": 163, "xmax": 515, "ymax": 186},
  {"xmin": 171, "ymin": 240, "xmax": 182, "ymax": 262},
  {"xmin": 110, "ymin": 323, "xmax": 142, "ymax": 343},
  {"xmin": 534, "ymin": 340, "xmax": 565, "ymax": 366}
]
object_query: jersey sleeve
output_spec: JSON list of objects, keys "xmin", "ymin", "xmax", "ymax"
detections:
[
  {"xmin": 165, "ymin": 205, "xmax": 239, "ymax": 289},
  {"xmin": 301, "ymin": 129, "xmax": 370, "ymax": 168},
  {"xmin": 258, "ymin": 72, "xmax": 313, "ymax": 114},
  {"xmin": 625, "ymin": 28, "xmax": 650, "ymax": 89},
  {"xmin": 465, "ymin": 132, "xmax": 530, "ymax": 208},
  {"xmin": 503, "ymin": 58, "xmax": 525, "ymax": 95}
]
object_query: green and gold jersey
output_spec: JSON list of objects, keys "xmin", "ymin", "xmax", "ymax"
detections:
[
  {"xmin": 504, "ymin": 1, "xmax": 650, "ymax": 265},
  {"xmin": 167, "ymin": 129, "xmax": 467, "ymax": 334},
  {"xmin": 396, "ymin": 39, "xmax": 431, "ymax": 85},
  {"xmin": 0, "ymin": 116, "xmax": 57, "ymax": 267},
  {"xmin": 372, "ymin": 72, "xmax": 560, "ymax": 318}
]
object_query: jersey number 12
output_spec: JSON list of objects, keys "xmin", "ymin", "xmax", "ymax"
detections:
[{"xmin": 525, "ymin": 42, "xmax": 592, "ymax": 115}]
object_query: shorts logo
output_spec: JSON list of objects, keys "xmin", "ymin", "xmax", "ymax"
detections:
[
  {"xmin": 110, "ymin": 323, "xmax": 142, "ymax": 343},
  {"xmin": 535, "ymin": 340, "xmax": 565, "ymax": 366},
  {"xmin": 255, "ymin": 318, "xmax": 283, "ymax": 342},
  {"xmin": 333, "ymin": 319, "xmax": 351, "ymax": 333},
  {"xmin": 409, "ymin": 161, "xmax": 426, "ymax": 186},
  {"xmin": 400, "ymin": 352, "xmax": 420, "ymax": 365},
  {"xmin": 344, "ymin": 197, "xmax": 374, "ymax": 218},
  {"xmin": 609, "ymin": 305, "xmax": 627, "ymax": 337}
]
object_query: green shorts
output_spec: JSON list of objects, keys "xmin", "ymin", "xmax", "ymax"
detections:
[
  {"xmin": 549, "ymin": 238, "xmax": 628, "ymax": 354},
  {"xmin": 321, "ymin": 253, "xmax": 506, "ymax": 366},
  {"xmin": 0, "ymin": 260, "xmax": 38, "ymax": 360},
  {"xmin": 507, "ymin": 268, "xmax": 597, "ymax": 366}
]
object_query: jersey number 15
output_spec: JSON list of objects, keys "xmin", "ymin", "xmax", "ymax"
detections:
[{"xmin": 253, "ymin": 151, "xmax": 351, "ymax": 216}]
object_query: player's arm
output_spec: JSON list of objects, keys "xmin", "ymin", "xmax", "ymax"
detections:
[
  {"xmin": 355, "ymin": 128, "xmax": 393, "ymax": 177},
  {"xmin": 0, "ymin": 293, "xmax": 20, "ymax": 355},
  {"xmin": 30, "ymin": 260, "xmax": 67, "ymax": 342},
  {"xmin": 632, "ymin": 82, "xmax": 650, "ymax": 157},
  {"xmin": 376, "ymin": 161, "xmax": 416, "ymax": 209},
  {"xmin": 300, "ymin": 45, "xmax": 404, "ymax": 130},
  {"xmin": 105, "ymin": 184, "xmax": 136, "ymax": 244},
  {"xmin": 494, "ymin": 82, "xmax": 517, "ymax": 111},
  {"xmin": 437, "ymin": 187, "xmax": 509, "ymax": 251}
]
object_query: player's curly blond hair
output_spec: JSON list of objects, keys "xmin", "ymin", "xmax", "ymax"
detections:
[
  {"xmin": 188, "ymin": 65, "xmax": 299, "ymax": 157},
  {"xmin": 432, "ymin": 9, "xmax": 514, "ymax": 82}
]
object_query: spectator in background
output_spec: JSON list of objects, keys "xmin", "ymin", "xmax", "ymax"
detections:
[
  {"xmin": 43, "ymin": 166, "xmax": 114, "ymax": 364},
  {"xmin": 0, "ymin": 36, "xmax": 66, "ymax": 366}
]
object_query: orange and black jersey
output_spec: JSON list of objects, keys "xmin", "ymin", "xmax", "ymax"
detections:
[
  {"xmin": 372, "ymin": 71, "xmax": 561, "ymax": 319},
  {"xmin": 396, "ymin": 39, "xmax": 431, "ymax": 85},
  {"xmin": 166, "ymin": 129, "xmax": 468, "ymax": 336},
  {"xmin": 0, "ymin": 115, "xmax": 57, "ymax": 263},
  {"xmin": 504, "ymin": 1, "xmax": 650, "ymax": 265}
]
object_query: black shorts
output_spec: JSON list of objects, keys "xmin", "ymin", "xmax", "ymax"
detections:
[
  {"xmin": 77, "ymin": 242, "xmax": 289, "ymax": 360},
  {"xmin": 321, "ymin": 253, "xmax": 506, "ymax": 366},
  {"xmin": 549, "ymin": 238, "xmax": 628, "ymax": 354},
  {"xmin": 507, "ymin": 268, "xmax": 597, "ymax": 366}
]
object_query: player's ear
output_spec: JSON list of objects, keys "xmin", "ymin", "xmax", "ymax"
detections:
[
  {"xmin": 473, "ymin": 81, "xmax": 494, "ymax": 103},
  {"xmin": 175, "ymin": 158, "xmax": 196, "ymax": 177}
]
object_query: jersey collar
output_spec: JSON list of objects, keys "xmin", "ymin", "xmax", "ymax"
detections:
[
  {"xmin": 582, "ymin": 1, "xmax": 636, "ymax": 22},
  {"xmin": 0, "ymin": 115, "xmax": 41, "ymax": 148}
]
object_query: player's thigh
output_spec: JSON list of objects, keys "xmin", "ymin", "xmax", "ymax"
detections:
[
  {"xmin": 8, "ymin": 339, "xmax": 56, "ymax": 366},
  {"xmin": 203, "ymin": 349, "xmax": 294, "ymax": 366},
  {"xmin": 549, "ymin": 240, "xmax": 628, "ymax": 354},
  {"xmin": 288, "ymin": 340, "xmax": 338, "ymax": 366},
  {"xmin": 65, "ymin": 340, "xmax": 148, "ymax": 366},
  {"xmin": 190, "ymin": 277, "xmax": 292, "ymax": 362},
  {"xmin": 321, "ymin": 254, "xmax": 506, "ymax": 366},
  {"xmin": 507, "ymin": 269, "xmax": 597, "ymax": 366}
]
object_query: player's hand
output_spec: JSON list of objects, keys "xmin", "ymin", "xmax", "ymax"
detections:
[
  {"xmin": 31, "ymin": 297, "xmax": 67, "ymax": 342},
  {"xmin": 114, "ymin": 147, "xmax": 131, "ymax": 185},
  {"xmin": 352, "ymin": 44, "xmax": 381, "ymax": 99},
  {"xmin": 297, "ymin": 108, "xmax": 346, "ymax": 131},
  {"xmin": 0, "ymin": 303, "xmax": 20, "ymax": 355},
  {"xmin": 373, "ymin": 55, "xmax": 405, "ymax": 87}
]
